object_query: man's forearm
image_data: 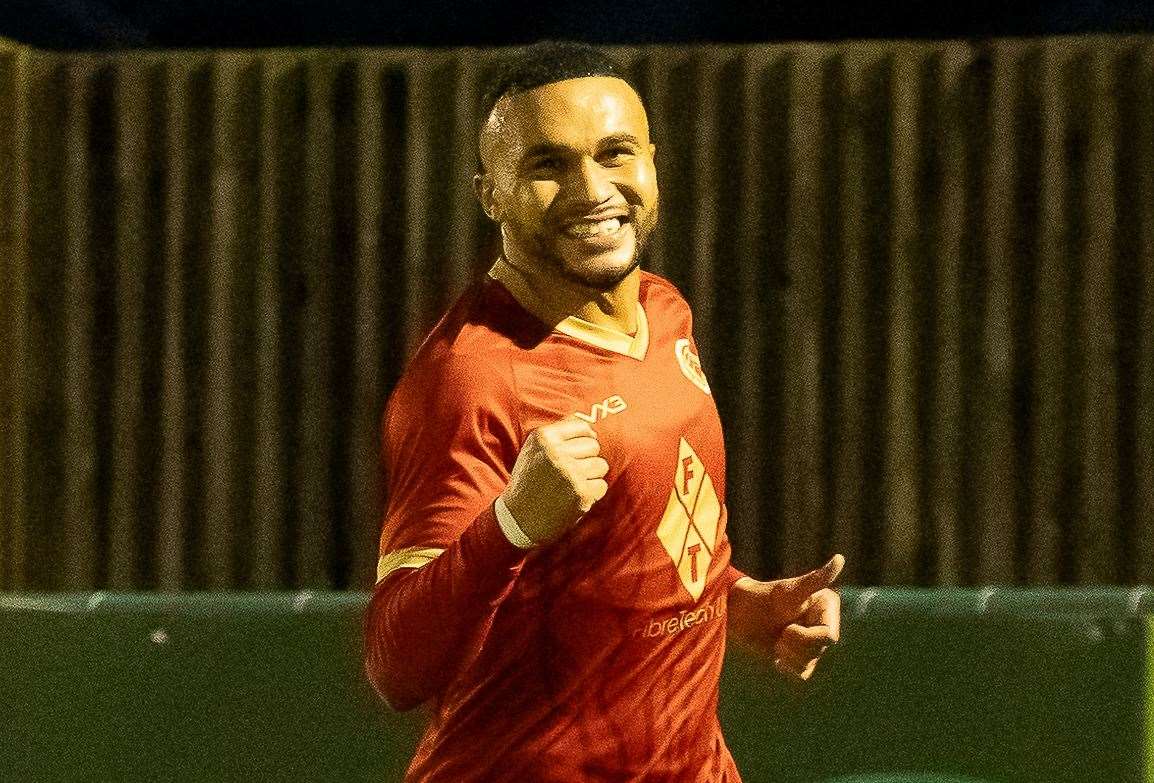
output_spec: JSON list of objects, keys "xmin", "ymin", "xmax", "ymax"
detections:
[{"xmin": 363, "ymin": 502, "xmax": 527, "ymax": 711}]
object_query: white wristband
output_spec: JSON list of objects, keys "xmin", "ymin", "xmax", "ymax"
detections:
[{"xmin": 494, "ymin": 495, "xmax": 535, "ymax": 549}]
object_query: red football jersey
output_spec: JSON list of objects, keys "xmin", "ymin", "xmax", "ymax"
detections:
[{"xmin": 368, "ymin": 258, "xmax": 744, "ymax": 782}]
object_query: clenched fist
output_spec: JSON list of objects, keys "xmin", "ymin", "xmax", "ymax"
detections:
[{"xmin": 499, "ymin": 417, "xmax": 610, "ymax": 545}]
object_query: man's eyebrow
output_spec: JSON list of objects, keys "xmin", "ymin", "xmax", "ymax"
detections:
[
  {"xmin": 520, "ymin": 142, "xmax": 570, "ymax": 160},
  {"xmin": 520, "ymin": 134, "xmax": 644, "ymax": 161},
  {"xmin": 599, "ymin": 133, "xmax": 642, "ymax": 147}
]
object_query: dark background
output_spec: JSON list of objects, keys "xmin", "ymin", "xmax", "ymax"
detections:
[
  {"xmin": 2, "ymin": 8, "xmax": 1153, "ymax": 591},
  {"xmin": 4, "ymin": 0, "xmax": 1154, "ymax": 50}
]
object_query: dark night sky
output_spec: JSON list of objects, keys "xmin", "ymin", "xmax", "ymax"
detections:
[{"xmin": 3, "ymin": 0, "xmax": 1154, "ymax": 50}]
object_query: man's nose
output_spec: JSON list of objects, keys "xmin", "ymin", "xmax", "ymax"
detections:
[{"xmin": 565, "ymin": 156, "xmax": 615, "ymax": 204}]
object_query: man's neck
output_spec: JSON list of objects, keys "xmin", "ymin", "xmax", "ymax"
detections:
[{"xmin": 497, "ymin": 247, "xmax": 640, "ymax": 336}]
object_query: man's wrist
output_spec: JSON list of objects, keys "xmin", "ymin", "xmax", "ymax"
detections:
[{"xmin": 494, "ymin": 494, "xmax": 536, "ymax": 549}]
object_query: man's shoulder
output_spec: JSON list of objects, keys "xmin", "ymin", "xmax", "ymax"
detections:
[
  {"xmin": 396, "ymin": 276, "xmax": 529, "ymax": 406},
  {"xmin": 638, "ymin": 268, "xmax": 693, "ymax": 320},
  {"xmin": 639, "ymin": 267, "xmax": 687, "ymax": 300}
]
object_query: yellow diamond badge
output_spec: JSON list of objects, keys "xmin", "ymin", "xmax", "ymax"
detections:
[{"xmin": 656, "ymin": 437, "xmax": 721, "ymax": 601}]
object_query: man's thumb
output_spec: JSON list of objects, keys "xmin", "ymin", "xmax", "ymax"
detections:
[{"xmin": 785, "ymin": 554, "xmax": 845, "ymax": 598}]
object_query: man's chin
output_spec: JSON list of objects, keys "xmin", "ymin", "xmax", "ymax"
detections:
[
  {"xmin": 505, "ymin": 227, "xmax": 645, "ymax": 291},
  {"xmin": 556, "ymin": 253, "xmax": 642, "ymax": 291}
]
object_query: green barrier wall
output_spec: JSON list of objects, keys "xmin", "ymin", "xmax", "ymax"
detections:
[
  {"xmin": 1, "ymin": 589, "xmax": 1148, "ymax": 783},
  {"xmin": 1148, "ymin": 615, "xmax": 1154, "ymax": 783},
  {"xmin": 2, "ymin": 592, "xmax": 421, "ymax": 782}
]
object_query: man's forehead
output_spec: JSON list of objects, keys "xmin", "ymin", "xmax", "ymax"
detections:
[{"xmin": 486, "ymin": 76, "xmax": 650, "ymax": 151}]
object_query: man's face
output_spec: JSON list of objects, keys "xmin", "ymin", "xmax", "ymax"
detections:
[{"xmin": 476, "ymin": 76, "xmax": 659, "ymax": 291}]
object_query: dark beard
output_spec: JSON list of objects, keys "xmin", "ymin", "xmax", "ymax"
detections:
[
  {"xmin": 545, "ymin": 247, "xmax": 645, "ymax": 291},
  {"xmin": 528, "ymin": 201, "xmax": 659, "ymax": 292}
]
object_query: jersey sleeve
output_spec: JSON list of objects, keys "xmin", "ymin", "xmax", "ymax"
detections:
[
  {"xmin": 375, "ymin": 354, "xmax": 522, "ymax": 582},
  {"xmin": 722, "ymin": 562, "xmax": 746, "ymax": 591},
  {"xmin": 364, "ymin": 352, "xmax": 532, "ymax": 711}
]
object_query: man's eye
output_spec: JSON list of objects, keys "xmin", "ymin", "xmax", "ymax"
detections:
[
  {"xmin": 600, "ymin": 147, "xmax": 635, "ymax": 164},
  {"xmin": 529, "ymin": 157, "xmax": 560, "ymax": 173}
]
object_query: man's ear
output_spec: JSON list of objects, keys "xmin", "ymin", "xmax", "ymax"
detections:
[{"xmin": 473, "ymin": 172, "xmax": 500, "ymax": 222}]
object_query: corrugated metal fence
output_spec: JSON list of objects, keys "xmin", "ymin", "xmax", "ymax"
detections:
[{"xmin": 0, "ymin": 37, "xmax": 1151, "ymax": 589}]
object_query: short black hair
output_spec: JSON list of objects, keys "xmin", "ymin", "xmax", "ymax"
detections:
[{"xmin": 478, "ymin": 40, "xmax": 639, "ymax": 127}]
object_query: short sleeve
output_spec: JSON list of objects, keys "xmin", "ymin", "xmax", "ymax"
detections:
[{"xmin": 376, "ymin": 354, "xmax": 521, "ymax": 583}]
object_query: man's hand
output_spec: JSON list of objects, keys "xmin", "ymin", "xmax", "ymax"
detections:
[
  {"xmin": 500, "ymin": 417, "xmax": 609, "ymax": 545},
  {"xmin": 726, "ymin": 554, "xmax": 845, "ymax": 680}
]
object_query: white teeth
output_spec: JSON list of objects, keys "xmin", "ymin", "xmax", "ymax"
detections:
[{"xmin": 564, "ymin": 217, "xmax": 622, "ymax": 239}]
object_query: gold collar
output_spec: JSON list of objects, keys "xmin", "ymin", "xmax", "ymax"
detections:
[{"xmin": 487, "ymin": 257, "xmax": 649, "ymax": 361}]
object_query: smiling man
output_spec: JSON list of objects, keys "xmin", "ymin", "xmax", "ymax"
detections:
[
  {"xmin": 478, "ymin": 71, "xmax": 660, "ymax": 296},
  {"xmin": 364, "ymin": 41, "xmax": 845, "ymax": 783}
]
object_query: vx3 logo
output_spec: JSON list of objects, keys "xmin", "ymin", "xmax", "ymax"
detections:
[{"xmin": 574, "ymin": 394, "xmax": 628, "ymax": 424}]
